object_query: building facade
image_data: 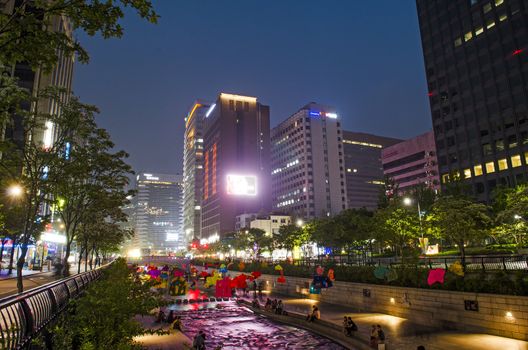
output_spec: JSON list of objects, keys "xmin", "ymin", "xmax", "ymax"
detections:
[
  {"xmin": 381, "ymin": 131, "xmax": 440, "ymax": 193},
  {"xmin": 342, "ymin": 131, "xmax": 401, "ymax": 210},
  {"xmin": 201, "ymin": 93, "xmax": 271, "ymax": 239},
  {"xmin": 182, "ymin": 100, "xmax": 211, "ymax": 243},
  {"xmin": 417, "ymin": 0, "xmax": 528, "ymax": 201},
  {"xmin": 271, "ymin": 103, "xmax": 347, "ymax": 220},
  {"xmin": 250, "ymin": 215, "xmax": 292, "ymax": 236},
  {"xmin": 134, "ymin": 173, "xmax": 184, "ymax": 254}
]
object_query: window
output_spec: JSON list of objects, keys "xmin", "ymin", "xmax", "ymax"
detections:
[
  {"xmin": 475, "ymin": 27, "xmax": 484, "ymax": 36},
  {"xmin": 511, "ymin": 155, "xmax": 522, "ymax": 168},
  {"xmin": 474, "ymin": 164, "xmax": 483, "ymax": 176},
  {"xmin": 464, "ymin": 31, "xmax": 473, "ymax": 42},
  {"xmin": 486, "ymin": 21, "xmax": 496, "ymax": 29},
  {"xmin": 464, "ymin": 168, "xmax": 472, "ymax": 179},
  {"xmin": 454, "ymin": 38, "xmax": 463, "ymax": 47},
  {"xmin": 495, "ymin": 139, "xmax": 504, "ymax": 151},
  {"xmin": 483, "ymin": 143, "xmax": 492, "ymax": 155},
  {"xmin": 442, "ymin": 174, "xmax": 450, "ymax": 183},
  {"xmin": 525, "ymin": 152, "xmax": 528, "ymax": 165},
  {"xmin": 486, "ymin": 161, "xmax": 495, "ymax": 173},
  {"xmin": 483, "ymin": 3, "xmax": 492, "ymax": 13},
  {"xmin": 499, "ymin": 13, "xmax": 508, "ymax": 21},
  {"xmin": 494, "ymin": 0, "xmax": 503, "ymax": 5},
  {"xmin": 498, "ymin": 158, "xmax": 508, "ymax": 170}
]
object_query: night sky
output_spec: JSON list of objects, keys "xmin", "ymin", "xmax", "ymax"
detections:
[{"xmin": 73, "ymin": 0, "xmax": 431, "ymax": 175}]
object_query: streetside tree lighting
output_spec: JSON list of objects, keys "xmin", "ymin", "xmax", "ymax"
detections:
[
  {"xmin": 7, "ymin": 184, "xmax": 24, "ymax": 198},
  {"xmin": 296, "ymin": 219, "xmax": 304, "ymax": 227}
]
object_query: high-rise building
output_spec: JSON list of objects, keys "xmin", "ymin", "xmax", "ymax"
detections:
[
  {"xmin": 271, "ymin": 103, "xmax": 347, "ymax": 219},
  {"xmin": 416, "ymin": 0, "xmax": 528, "ymax": 201},
  {"xmin": 342, "ymin": 131, "xmax": 401, "ymax": 210},
  {"xmin": 381, "ymin": 131, "xmax": 440, "ymax": 193},
  {"xmin": 1, "ymin": 1, "xmax": 75, "ymax": 149},
  {"xmin": 201, "ymin": 93, "xmax": 271, "ymax": 239},
  {"xmin": 134, "ymin": 173, "xmax": 184, "ymax": 254},
  {"xmin": 182, "ymin": 100, "xmax": 211, "ymax": 243}
]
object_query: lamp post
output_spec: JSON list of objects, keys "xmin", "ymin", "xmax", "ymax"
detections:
[
  {"xmin": 404, "ymin": 197, "xmax": 425, "ymax": 253},
  {"xmin": 7, "ymin": 184, "xmax": 23, "ymax": 199}
]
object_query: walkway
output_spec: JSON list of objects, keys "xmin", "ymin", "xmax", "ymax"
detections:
[{"xmin": 246, "ymin": 291, "xmax": 528, "ymax": 350}]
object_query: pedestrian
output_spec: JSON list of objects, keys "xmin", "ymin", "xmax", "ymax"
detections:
[
  {"xmin": 155, "ymin": 309, "xmax": 165, "ymax": 324},
  {"xmin": 370, "ymin": 325, "xmax": 379, "ymax": 348},
  {"xmin": 344, "ymin": 316, "xmax": 357, "ymax": 336},
  {"xmin": 166, "ymin": 310, "xmax": 175, "ymax": 324},
  {"xmin": 276, "ymin": 300, "xmax": 284, "ymax": 315},
  {"xmin": 257, "ymin": 280, "xmax": 263, "ymax": 298},
  {"xmin": 417, "ymin": 347, "xmax": 425, "ymax": 350},
  {"xmin": 252, "ymin": 297, "xmax": 260, "ymax": 309},
  {"xmin": 377, "ymin": 324, "xmax": 386, "ymax": 350},
  {"xmin": 306, "ymin": 305, "xmax": 320, "ymax": 322},
  {"xmin": 193, "ymin": 330, "xmax": 206, "ymax": 350}
]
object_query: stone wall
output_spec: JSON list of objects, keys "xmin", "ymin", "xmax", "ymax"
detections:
[{"xmin": 255, "ymin": 273, "xmax": 528, "ymax": 341}]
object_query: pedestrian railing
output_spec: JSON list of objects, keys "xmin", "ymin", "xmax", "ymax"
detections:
[{"xmin": 0, "ymin": 266, "xmax": 109, "ymax": 350}]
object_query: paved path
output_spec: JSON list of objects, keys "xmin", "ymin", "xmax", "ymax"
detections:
[{"xmin": 249, "ymin": 292, "xmax": 528, "ymax": 350}]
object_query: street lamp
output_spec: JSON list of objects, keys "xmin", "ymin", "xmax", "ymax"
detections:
[
  {"xmin": 403, "ymin": 196, "xmax": 424, "ymax": 240},
  {"xmin": 514, "ymin": 214, "xmax": 522, "ymax": 220},
  {"xmin": 7, "ymin": 184, "xmax": 23, "ymax": 198},
  {"xmin": 296, "ymin": 219, "xmax": 304, "ymax": 227}
]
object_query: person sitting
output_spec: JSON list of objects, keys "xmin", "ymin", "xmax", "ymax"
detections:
[
  {"xmin": 193, "ymin": 330, "xmax": 206, "ymax": 350},
  {"xmin": 306, "ymin": 305, "xmax": 320, "ymax": 322},
  {"xmin": 252, "ymin": 297, "xmax": 260, "ymax": 309},
  {"xmin": 271, "ymin": 299, "xmax": 278, "ymax": 312},
  {"xmin": 276, "ymin": 300, "xmax": 284, "ymax": 315},
  {"xmin": 264, "ymin": 298, "xmax": 272, "ymax": 311},
  {"xmin": 345, "ymin": 316, "xmax": 358, "ymax": 336}
]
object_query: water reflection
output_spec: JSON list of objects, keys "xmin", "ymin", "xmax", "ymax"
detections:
[{"xmin": 171, "ymin": 301, "xmax": 347, "ymax": 349}]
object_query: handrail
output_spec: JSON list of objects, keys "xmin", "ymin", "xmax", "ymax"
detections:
[{"xmin": 0, "ymin": 263, "xmax": 112, "ymax": 350}]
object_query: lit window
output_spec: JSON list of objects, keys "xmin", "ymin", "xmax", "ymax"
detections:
[
  {"xmin": 454, "ymin": 38, "xmax": 463, "ymax": 47},
  {"xmin": 499, "ymin": 14, "xmax": 508, "ymax": 21},
  {"xmin": 525, "ymin": 152, "xmax": 528, "ymax": 164},
  {"xmin": 353, "ymin": 169, "xmax": 358, "ymax": 173},
  {"xmin": 474, "ymin": 164, "xmax": 483, "ymax": 176},
  {"xmin": 487, "ymin": 21, "xmax": 496, "ymax": 29},
  {"xmin": 442, "ymin": 174, "xmax": 450, "ymax": 183},
  {"xmin": 498, "ymin": 158, "xmax": 508, "ymax": 170},
  {"xmin": 486, "ymin": 161, "xmax": 495, "ymax": 173},
  {"xmin": 484, "ymin": 3, "xmax": 492, "ymax": 13},
  {"xmin": 464, "ymin": 169, "xmax": 472, "ymax": 179},
  {"xmin": 464, "ymin": 31, "xmax": 473, "ymax": 42},
  {"xmin": 495, "ymin": 0, "xmax": 504, "ymax": 6},
  {"xmin": 511, "ymin": 155, "xmax": 522, "ymax": 168},
  {"xmin": 347, "ymin": 168, "xmax": 352, "ymax": 173},
  {"xmin": 475, "ymin": 27, "xmax": 484, "ymax": 36}
]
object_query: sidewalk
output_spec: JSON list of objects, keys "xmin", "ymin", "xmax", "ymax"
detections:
[{"xmin": 246, "ymin": 291, "xmax": 528, "ymax": 350}]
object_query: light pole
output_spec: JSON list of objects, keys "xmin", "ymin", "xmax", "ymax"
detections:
[{"xmin": 404, "ymin": 197, "xmax": 425, "ymax": 252}]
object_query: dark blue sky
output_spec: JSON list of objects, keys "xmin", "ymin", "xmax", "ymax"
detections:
[{"xmin": 74, "ymin": 0, "xmax": 431, "ymax": 175}]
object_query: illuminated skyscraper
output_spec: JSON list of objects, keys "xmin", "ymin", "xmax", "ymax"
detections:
[
  {"xmin": 271, "ymin": 103, "xmax": 347, "ymax": 219},
  {"xmin": 201, "ymin": 93, "xmax": 271, "ymax": 239},
  {"xmin": 182, "ymin": 100, "xmax": 211, "ymax": 243},
  {"xmin": 417, "ymin": 0, "xmax": 528, "ymax": 201},
  {"xmin": 134, "ymin": 173, "xmax": 184, "ymax": 254}
]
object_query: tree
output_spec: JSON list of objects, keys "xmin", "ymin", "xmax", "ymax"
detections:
[
  {"xmin": 378, "ymin": 175, "xmax": 399, "ymax": 209},
  {"xmin": 375, "ymin": 203, "xmax": 420, "ymax": 257},
  {"xmin": 0, "ymin": 0, "xmax": 158, "ymax": 72},
  {"xmin": 493, "ymin": 184, "xmax": 528, "ymax": 248},
  {"xmin": 429, "ymin": 195, "xmax": 491, "ymax": 269},
  {"xmin": 50, "ymin": 122, "xmax": 133, "ymax": 276},
  {"xmin": 276, "ymin": 224, "xmax": 301, "ymax": 257},
  {"xmin": 247, "ymin": 228, "xmax": 274, "ymax": 257}
]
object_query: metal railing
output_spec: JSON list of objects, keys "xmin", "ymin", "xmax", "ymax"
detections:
[{"xmin": 0, "ymin": 266, "xmax": 108, "ymax": 350}]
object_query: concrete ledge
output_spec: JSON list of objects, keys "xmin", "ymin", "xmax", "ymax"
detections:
[{"xmin": 238, "ymin": 299, "xmax": 370, "ymax": 350}]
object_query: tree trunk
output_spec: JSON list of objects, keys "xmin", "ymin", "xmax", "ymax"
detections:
[
  {"xmin": 7, "ymin": 241, "xmax": 16, "ymax": 275},
  {"xmin": 77, "ymin": 245, "xmax": 84, "ymax": 274},
  {"xmin": 62, "ymin": 243, "xmax": 72, "ymax": 277},
  {"xmin": 0, "ymin": 238, "xmax": 7, "ymax": 273},
  {"xmin": 84, "ymin": 245, "xmax": 88, "ymax": 272},
  {"xmin": 16, "ymin": 246, "xmax": 28, "ymax": 293}
]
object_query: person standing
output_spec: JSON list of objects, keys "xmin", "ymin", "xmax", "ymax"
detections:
[
  {"xmin": 193, "ymin": 330, "xmax": 206, "ymax": 350},
  {"xmin": 377, "ymin": 325, "xmax": 386, "ymax": 350},
  {"xmin": 370, "ymin": 325, "xmax": 379, "ymax": 348}
]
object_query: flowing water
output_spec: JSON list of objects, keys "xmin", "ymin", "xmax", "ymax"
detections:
[{"xmin": 169, "ymin": 301, "xmax": 348, "ymax": 349}]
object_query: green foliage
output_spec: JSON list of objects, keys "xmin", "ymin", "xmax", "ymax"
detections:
[
  {"xmin": 375, "ymin": 203, "xmax": 420, "ymax": 256},
  {"xmin": 49, "ymin": 258, "xmax": 163, "ymax": 350},
  {"xmin": 0, "ymin": 0, "xmax": 158, "ymax": 71}
]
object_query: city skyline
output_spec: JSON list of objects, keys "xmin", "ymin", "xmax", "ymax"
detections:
[{"xmin": 73, "ymin": 0, "xmax": 431, "ymax": 175}]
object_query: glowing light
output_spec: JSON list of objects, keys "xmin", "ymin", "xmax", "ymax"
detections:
[
  {"xmin": 513, "ymin": 49, "xmax": 524, "ymax": 56},
  {"xmin": 390, "ymin": 297, "xmax": 395, "ymax": 304},
  {"xmin": 220, "ymin": 93, "xmax": 257, "ymax": 102},
  {"xmin": 296, "ymin": 219, "xmax": 304, "ymax": 227},
  {"xmin": 226, "ymin": 174, "xmax": 257, "ymax": 196},
  {"xmin": 342, "ymin": 139, "xmax": 382, "ymax": 148},
  {"xmin": 7, "ymin": 184, "xmax": 23, "ymax": 198},
  {"xmin": 128, "ymin": 248, "xmax": 141, "ymax": 258},
  {"xmin": 309, "ymin": 111, "xmax": 320, "ymax": 116},
  {"xmin": 506, "ymin": 311, "xmax": 514, "ymax": 318},
  {"xmin": 205, "ymin": 103, "xmax": 216, "ymax": 118},
  {"xmin": 325, "ymin": 112, "xmax": 337, "ymax": 119},
  {"xmin": 64, "ymin": 142, "xmax": 71, "ymax": 160},
  {"xmin": 403, "ymin": 197, "xmax": 412, "ymax": 206},
  {"xmin": 41, "ymin": 232, "xmax": 67, "ymax": 244},
  {"xmin": 43, "ymin": 121, "xmax": 54, "ymax": 149},
  {"xmin": 185, "ymin": 103, "xmax": 202, "ymax": 127}
]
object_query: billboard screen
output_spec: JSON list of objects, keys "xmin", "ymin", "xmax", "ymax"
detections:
[{"xmin": 226, "ymin": 174, "xmax": 257, "ymax": 196}]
